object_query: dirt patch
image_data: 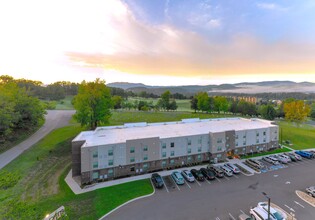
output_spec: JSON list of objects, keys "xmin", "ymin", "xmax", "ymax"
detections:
[{"xmin": 296, "ymin": 190, "xmax": 315, "ymax": 207}]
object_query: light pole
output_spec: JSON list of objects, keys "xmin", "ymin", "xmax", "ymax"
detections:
[{"xmin": 262, "ymin": 192, "xmax": 271, "ymax": 220}]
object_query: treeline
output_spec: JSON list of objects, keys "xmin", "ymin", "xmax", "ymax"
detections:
[
  {"xmin": 211, "ymin": 92, "xmax": 315, "ymax": 101},
  {"xmin": 0, "ymin": 77, "xmax": 45, "ymax": 142}
]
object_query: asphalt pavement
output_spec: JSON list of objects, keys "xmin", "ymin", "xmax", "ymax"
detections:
[
  {"xmin": 105, "ymin": 158, "xmax": 315, "ymax": 220},
  {"xmin": 0, "ymin": 110, "xmax": 75, "ymax": 170}
]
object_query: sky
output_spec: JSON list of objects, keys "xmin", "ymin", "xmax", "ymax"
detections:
[{"xmin": 0, "ymin": 0, "xmax": 315, "ymax": 86}]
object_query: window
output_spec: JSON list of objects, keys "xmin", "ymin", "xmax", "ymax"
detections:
[
  {"xmin": 217, "ymin": 146, "xmax": 222, "ymax": 151},
  {"xmin": 243, "ymin": 148, "xmax": 246, "ymax": 152},
  {"xmin": 108, "ymin": 149, "xmax": 113, "ymax": 156},
  {"xmin": 263, "ymin": 139, "xmax": 266, "ymax": 142},
  {"xmin": 170, "ymin": 159, "xmax": 175, "ymax": 165},
  {"xmin": 235, "ymin": 149, "xmax": 238, "ymax": 153},
  {"xmin": 236, "ymin": 135, "xmax": 239, "ymax": 139},
  {"xmin": 171, "ymin": 151, "xmax": 175, "ymax": 156},
  {"xmin": 170, "ymin": 142, "xmax": 175, "ymax": 148},
  {"xmin": 256, "ymin": 139, "xmax": 259, "ymax": 144},
  {"xmin": 108, "ymin": 169, "xmax": 114, "ymax": 176},
  {"xmin": 187, "ymin": 156, "xmax": 192, "ymax": 162},
  {"xmin": 243, "ymin": 135, "xmax": 246, "ymax": 138},
  {"xmin": 143, "ymin": 154, "xmax": 148, "ymax": 161},
  {"xmin": 92, "ymin": 172, "xmax": 99, "ymax": 180},
  {"xmin": 93, "ymin": 161, "xmax": 98, "ymax": 168},
  {"xmin": 93, "ymin": 151, "xmax": 98, "ymax": 158},
  {"xmin": 217, "ymin": 154, "xmax": 222, "ymax": 158},
  {"xmin": 226, "ymin": 144, "xmax": 230, "ymax": 148},
  {"xmin": 130, "ymin": 157, "xmax": 135, "ymax": 163},
  {"xmin": 162, "ymin": 143, "xmax": 166, "ymax": 149},
  {"xmin": 217, "ymin": 138, "xmax": 222, "ymax": 143},
  {"xmin": 226, "ymin": 136, "xmax": 229, "ymax": 140},
  {"xmin": 263, "ymin": 131, "xmax": 266, "ymax": 136},
  {"xmin": 198, "ymin": 139, "xmax": 202, "ymax": 144},
  {"xmin": 143, "ymin": 145, "xmax": 148, "ymax": 151},
  {"xmin": 256, "ymin": 133, "xmax": 259, "ymax": 137},
  {"xmin": 162, "ymin": 152, "xmax": 167, "ymax": 158},
  {"xmin": 162, "ymin": 160, "xmax": 167, "ymax": 167},
  {"xmin": 188, "ymin": 139, "xmax": 191, "ymax": 145},
  {"xmin": 187, "ymin": 148, "xmax": 191, "ymax": 154},
  {"xmin": 130, "ymin": 167, "xmax": 135, "ymax": 172},
  {"xmin": 197, "ymin": 154, "xmax": 202, "ymax": 161},
  {"xmin": 243, "ymin": 141, "xmax": 246, "ymax": 146},
  {"xmin": 108, "ymin": 160, "xmax": 113, "ymax": 166},
  {"xmin": 130, "ymin": 147, "xmax": 135, "ymax": 153},
  {"xmin": 143, "ymin": 163, "xmax": 148, "ymax": 170},
  {"xmin": 198, "ymin": 147, "xmax": 202, "ymax": 152},
  {"xmin": 236, "ymin": 142, "xmax": 239, "ymax": 147}
]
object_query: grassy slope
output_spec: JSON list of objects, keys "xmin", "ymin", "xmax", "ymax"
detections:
[
  {"xmin": 241, "ymin": 147, "xmax": 291, "ymax": 159},
  {"xmin": 280, "ymin": 121, "xmax": 315, "ymax": 150},
  {"xmin": 55, "ymin": 96, "xmax": 74, "ymax": 110}
]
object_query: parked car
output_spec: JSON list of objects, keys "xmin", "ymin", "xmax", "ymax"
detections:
[
  {"xmin": 263, "ymin": 156, "xmax": 280, "ymax": 165},
  {"xmin": 181, "ymin": 170, "xmax": 195, "ymax": 182},
  {"xmin": 280, "ymin": 154, "xmax": 292, "ymax": 162},
  {"xmin": 295, "ymin": 150, "xmax": 314, "ymax": 159},
  {"xmin": 246, "ymin": 159, "xmax": 264, "ymax": 169},
  {"xmin": 219, "ymin": 165, "xmax": 233, "ymax": 177},
  {"xmin": 224, "ymin": 163, "xmax": 240, "ymax": 174},
  {"xmin": 171, "ymin": 171, "xmax": 185, "ymax": 185},
  {"xmin": 151, "ymin": 173, "xmax": 164, "ymax": 189},
  {"xmin": 200, "ymin": 168, "xmax": 215, "ymax": 180},
  {"xmin": 257, "ymin": 202, "xmax": 285, "ymax": 220},
  {"xmin": 283, "ymin": 153, "xmax": 297, "ymax": 162},
  {"xmin": 238, "ymin": 213, "xmax": 254, "ymax": 220},
  {"xmin": 306, "ymin": 186, "xmax": 315, "ymax": 197},
  {"xmin": 274, "ymin": 155, "xmax": 289, "ymax": 164},
  {"xmin": 207, "ymin": 164, "xmax": 224, "ymax": 178},
  {"xmin": 191, "ymin": 169, "xmax": 205, "ymax": 181},
  {"xmin": 250, "ymin": 207, "xmax": 272, "ymax": 220},
  {"xmin": 290, "ymin": 152, "xmax": 302, "ymax": 161}
]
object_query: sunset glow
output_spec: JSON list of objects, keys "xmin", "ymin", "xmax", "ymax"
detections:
[{"xmin": 1, "ymin": 0, "xmax": 315, "ymax": 85}]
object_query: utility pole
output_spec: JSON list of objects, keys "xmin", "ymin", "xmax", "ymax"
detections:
[{"xmin": 262, "ymin": 192, "xmax": 271, "ymax": 220}]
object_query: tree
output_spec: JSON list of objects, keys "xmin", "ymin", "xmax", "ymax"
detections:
[
  {"xmin": 196, "ymin": 92, "xmax": 210, "ymax": 112},
  {"xmin": 259, "ymin": 104, "xmax": 276, "ymax": 120},
  {"xmin": 169, "ymin": 100, "xmax": 178, "ymax": 111},
  {"xmin": 112, "ymin": 95, "xmax": 123, "ymax": 109},
  {"xmin": 283, "ymin": 100, "xmax": 311, "ymax": 123},
  {"xmin": 190, "ymin": 96, "xmax": 198, "ymax": 113},
  {"xmin": 229, "ymin": 99, "xmax": 238, "ymax": 115},
  {"xmin": 214, "ymin": 96, "xmax": 229, "ymax": 114},
  {"xmin": 160, "ymin": 90, "xmax": 171, "ymax": 110},
  {"xmin": 73, "ymin": 79, "xmax": 112, "ymax": 129}
]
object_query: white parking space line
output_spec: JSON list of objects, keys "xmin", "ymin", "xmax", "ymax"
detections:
[
  {"xmin": 240, "ymin": 209, "xmax": 245, "ymax": 215},
  {"xmin": 233, "ymin": 174, "xmax": 239, "ymax": 179},
  {"xmin": 161, "ymin": 178, "xmax": 169, "ymax": 193},
  {"xmin": 224, "ymin": 176, "xmax": 231, "ymax": 181},
  {"xmin": 229, "ymin": 213, "xmax": 236, "ymax": 220},
  {"xmin": 205, "ymin": 179, "xmax": 211, "ymax": 185},
  {"xmin": 294, "ymin": 200, "xmax": 305, "ymax": 208},
  {"xmin": 170, "ymin": 177, "xmax": 181, "ymax": 191},
  {"xmin": 195, "ymin": 180, "xmax": 202, "ymax": 186},
  {"xmin": 215, "ymin": 217, "xmax": 221, "ymax": 220},
  {"xmin": 284, "ymin": 204, "xmax": 295, "ymax": 212},
  {"xmin": 185, "ymin": 181, "xmax": 191, "ymax": 189},
  {"xmin": 215, "ymin": 177, "xmax": 222, "ymax": 183}
]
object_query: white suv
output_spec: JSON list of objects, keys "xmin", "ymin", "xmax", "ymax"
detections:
[
  {"xmin": 257, "ymin": 202, "xmax": 285, "ymax": 220},
  {"xmin": 250, "ymin": 207, "xmax": 273, "ymax": 220},
  {"xmin": 306, "ymin": 186, "xmax": 315, "ymax": 197}
]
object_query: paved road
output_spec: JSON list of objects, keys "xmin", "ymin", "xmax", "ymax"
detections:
[
  {"xmin": 105, "ymin": 159, "xmax": 315, "ymax": 220},
  {"xmin": 0, "ymin": 110, "xmax": 75, "ymax": 170}
]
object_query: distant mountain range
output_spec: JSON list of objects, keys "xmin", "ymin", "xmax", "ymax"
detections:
[{"xmin": 107, "ymin": 81, "xmax": 315, "ymax": 95}]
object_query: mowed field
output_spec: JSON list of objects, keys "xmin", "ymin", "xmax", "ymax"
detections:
[{"xmin": 1, "ymin": 111, "xmax": 315, "ymax": 219}]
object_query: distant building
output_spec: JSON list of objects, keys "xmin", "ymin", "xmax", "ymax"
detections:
[
  {"xmin": 231, "ymin": 96, "xmax": 261, "ymax": 104},
  {"xmin": 72, "ymin": 118, "xmax": 279, "ymax": 185}
]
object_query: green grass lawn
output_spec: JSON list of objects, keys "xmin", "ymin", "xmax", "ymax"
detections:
[
  {"xmin": 0, "ymin": 124, "xmax": 153, "ymax": 219},
  {"xmin": 241, "ymin": 147, "xmax": 291, "ymax": 159},
  {"xmin": 108, "ymin": 110, "xmax": 233, "ymax": 126},
  {"xmin": 55, "ymin": 96, "xmax": 74, "ymax": 110},
  {"xmin": 279, "ymin": 121, "xmax": 315, "ymax": 150}
]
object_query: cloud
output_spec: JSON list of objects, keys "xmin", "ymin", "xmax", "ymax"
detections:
[{"xmin": 256, "ymin": 2, "xmax": 287, "ymax": 11}]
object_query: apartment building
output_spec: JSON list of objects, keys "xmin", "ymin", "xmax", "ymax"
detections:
[{"xmin": 72, "ymin": 118, "xmax": 279, "ymax": 185}]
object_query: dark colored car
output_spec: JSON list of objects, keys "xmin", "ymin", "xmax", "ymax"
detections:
[
  {"xmin": 190, "ymin": 169, "xmax": 205, "ymax": 181},
  {"xmin": 151, "ymin": 173, "xmax": 164, "ymax": 189},
  {"xmin": 200, "ymin": 168, "xmax": 215, "ymax": 180},
  {"xmin": 207, "ymin": 164, "xmax": 224, "ymax": 178}
]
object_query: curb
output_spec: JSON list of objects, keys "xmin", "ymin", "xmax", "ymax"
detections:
[
  {"xmin": 296, "ymin": 190, "xmax": 315, "ymax": 208},
  {"xmin": 98, "ymin": 180, "xmax": 156, "ymax": 220}
]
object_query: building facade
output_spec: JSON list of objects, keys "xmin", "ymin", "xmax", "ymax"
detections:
[{"xmin": 72, "ymin": 118, "xmax": 279, "ymax": 185}]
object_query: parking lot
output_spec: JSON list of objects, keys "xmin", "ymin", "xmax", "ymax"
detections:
[{"xmin": 106, "ymin": 154, "xmax": 315, "ymax": 220}]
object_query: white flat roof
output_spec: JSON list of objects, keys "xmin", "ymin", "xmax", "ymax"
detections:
[{"xmin": 73, "ymin": 118, "xmax": 277, "ymax": 147}]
